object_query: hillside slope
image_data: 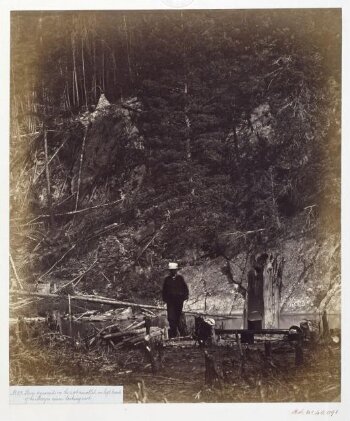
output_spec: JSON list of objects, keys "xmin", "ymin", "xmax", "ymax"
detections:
[{"xmin": 10, "ymin": 10, "xmax": 340, "ymax": 324}]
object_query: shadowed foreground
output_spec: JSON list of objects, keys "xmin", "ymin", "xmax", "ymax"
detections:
[{"xmin": 10, "ymin": 327, "xmax": 340, "ymax": 403}]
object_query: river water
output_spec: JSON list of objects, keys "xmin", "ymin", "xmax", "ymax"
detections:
[{"xmin": 60, "ymin": 311, "xmax": 340, "ymax": 339}]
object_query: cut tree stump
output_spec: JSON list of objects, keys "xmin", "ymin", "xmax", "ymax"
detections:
[
  {"xmin": 144, "ymin": 316, "xmax": 151, "ymax": 335},
  {"xmin": 295, "ymin": 340, "xmax": 304, "ymax": 366},
  {"xmin": 134, "ymin": 379, "xmax": 147, "ymax": 403},
  {"xmin": 143, "ymin": 334, "xmax": 164, "ymax": 375},
  {"xmin": 264, "ymin": 341, "xmax": 272, "ymax": 359},
  {"xmin": 178, "ymin": 313, "xmax": 188, "ymax": 336},
  {"xmin": 263, "ymin": 254, "xmax": 284, "ymax": 329},
  {"xmin": 322, "ymin": 310, "xmax": 330, "ymax": 341},
  {"xmin": 204, "ymin": 351, "xmax": 222, "ymax": 389}
]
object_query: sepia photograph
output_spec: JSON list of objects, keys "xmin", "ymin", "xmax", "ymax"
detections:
[{"xmin": 8, "ymin": 7, "xmax": 341, "ymax": 405}]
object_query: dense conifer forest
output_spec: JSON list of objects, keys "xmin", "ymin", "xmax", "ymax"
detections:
[{"xmin": 10, "ymin": 10, "xmax": 340, "ymax": 301}]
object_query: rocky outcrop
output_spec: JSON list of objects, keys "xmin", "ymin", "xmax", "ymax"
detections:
[
  {"xmin": 180, "ymin": 234, "xmax": 340, "ymax": 318},
  {"xmin": 71, "ymin": 94, "xmax": 144, "ymax": 203}
]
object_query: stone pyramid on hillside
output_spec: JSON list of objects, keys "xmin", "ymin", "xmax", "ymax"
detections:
[{"xmin": 95, "ymin": 93, "xmax": 111, "ymax": 111}]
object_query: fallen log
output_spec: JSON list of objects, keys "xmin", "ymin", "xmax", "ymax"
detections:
[
  {"xmin": 124, "ymin": 320, "xmax": 141, "ymax": 331},
  {"xmin": 141, "ymin": 308, "xmax": 156, "ymax": 317},
  {"xmin": 216, "ymin": 328, "xmax": 289, "ymax": 335},
  {"xmin": 12, "ymin": 290, "xmax": 246, "ymax": 319},
  {"xmin": 9, "ymin": 317, "xmax": 46, "ymax": 324},
  {"xmin": 125, "ymin": 320, "xmax": 146, "ymax": 331},
  {"xmin": 124, "ymin": 328, "xmax": 163, "ymax": 346},
  {"xmin": 164, "ymin": 335, "xmax": 192, "ymax": 342},
  {"xmin": 102, "ymin": 325, "xmax": 161, "ymax": 342},
  {"xmin": 12, "ymin": 290, "xmax": 165, "ymax": 311},
  {"xmin": 102, "ymin": 329, "xmax": 144, "ymax": 340},
  {"xmin": 95, "ymin": 323, "xmax": 121, "ymax": 337}
]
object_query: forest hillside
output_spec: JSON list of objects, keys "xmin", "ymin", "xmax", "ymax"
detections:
[{"xmin": 10, "ymin": 10, "xmax": 341, "ymax": 317}]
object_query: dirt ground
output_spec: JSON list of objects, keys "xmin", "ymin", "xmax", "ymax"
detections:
[{"xmin": 9, "ymin": 328, "xmax": 340, "ymax": 403}]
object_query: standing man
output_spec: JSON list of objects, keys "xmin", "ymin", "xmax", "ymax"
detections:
[{"xmin": 162, "ymin": 262, "xmax": 189, "ymax": 338}]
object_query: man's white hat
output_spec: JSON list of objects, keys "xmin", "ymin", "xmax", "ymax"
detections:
[
  {"xmin": 168, "ymin": 262, "xmax": 178, "ymax": 269},
  {"xmin": 204, "ymin": 318, "xmax": 216, "ymax": 326}
]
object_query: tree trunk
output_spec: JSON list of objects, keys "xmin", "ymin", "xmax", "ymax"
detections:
[
  {"xmin": 123, "ymin": 15, "xmax": 133, "ymax": 85},
  {"xmin": 72, "ymin": 32, "xmax": 79, "ymax": 106},
  {"xmin": 81, "ymin": 34, "xmax": 88, "ymax": 108},
  {"xmin": 232, "ymin": 123, "xmax": 240, "ymax": 167},
  {"xmin": 263, "ymin": 254, "xmax": 284, "ymax": 328},
  {"xmin": 93, "ymin": 37, "xmax": 97, "ymax": 101},
  {"xmin": 101, "ymin": 46, "xmax": 105, "ymax": 92},
  {"xmin": 44, "ymin": 128, "xmax": 54, "ymax": 226},
  {"xmin": 269, "ymin": 167, "xmax": 281, "ymax": 228},
  {"xmin": 75, "ymin": 125, "xmax": 88, "ymax": 210}
]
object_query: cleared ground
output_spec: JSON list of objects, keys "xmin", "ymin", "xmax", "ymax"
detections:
[{"xmin": 9, "ymin": 326, "xmax": 340, "ymax": 403}]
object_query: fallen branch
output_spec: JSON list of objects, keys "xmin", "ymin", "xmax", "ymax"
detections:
[
  {"xmin": 137, "ymin": 224, "xmax": 165, "ymax": 260},
  {"xmin": 140, "ymin": 308, "xmax": 156, "ymax": 317},
  {"xmin": 9, "ymin": 317, "xmax": 46, "ymax": 324},
  {"xmin": 124, "ymin": 320, "xmax": 141, "ymax": 331},
  {"xmin": 11, "ymin": 198, "xmax": 124, "ymax": 224},
  {"xmin": 222, "ymin": 228, "xmax": 265, "ymax": 238},
  {"xmin": 43, "ymin": 128, "xmax": 54, "ymax": 226},
  {"xmin": 102, "ymin": 329, "xmax": 144, "ymax": 340},
  {"xmin": 10, "ymin": 253, "xmax": 24, "ymax": 289},
  {"xmin": 124, "ymin": 320, "xmax": 146, "ymax": 331},
  {"xmin": 11, "ymin": 289, "xmax": 243, "ymax": 319},
  {"xmin": 164, "ymin": 335, "xmax": 192, "ymax": 342},
  {"xmin": 75, "ymin": 125, "xmax": 89, "ymax": 211},
  {"xmin": 127, "ymin": 328, "xmax": 163, "ymax": 346},
  {"xmin": 11, "ymin": 131, "xmax": 41, "ymax": 139},
  {"xmin": 33, "ymin": 137, "xmax": 69, "ymax": 184},
  {"xmin": 86, "ymin": 223, "xmax": 121, "ymax": 241},
  {"xmin": 55, "ymin": 259, "xmax": 98, "ymax": 293},
  {"xmin": 10, "ymin": 299, "xmax": 40, "ymax": 310},
  {"xmin": 38, "ymin": 244, "xmax": 77, "ymax": 281},
  {"xmin": 74, "ymin": 310, "xmax": 95, "ymax": 321}
]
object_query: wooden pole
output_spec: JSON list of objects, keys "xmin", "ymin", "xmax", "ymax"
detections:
[{"xmin": 235, "ymin": 332, "xmax": 243, "ymax": 358}]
